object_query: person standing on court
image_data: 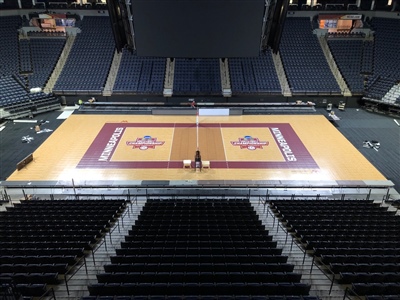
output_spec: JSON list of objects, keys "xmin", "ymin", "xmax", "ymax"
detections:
[{"xmin": 195, "ymin": 150, "xmax": 202, "ymax": 171}]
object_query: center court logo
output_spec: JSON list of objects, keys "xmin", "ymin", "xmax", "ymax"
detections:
[
  {"xmin": 126, "ymin": 135, "xmax": 165, "ymax": 150},
  {"xmin": 230, "ymin": 136, "xmax": 269, "ymax": 150}
]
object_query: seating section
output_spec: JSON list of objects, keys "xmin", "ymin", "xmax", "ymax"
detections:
[
  {"xmin": 0, "ymin": 17, "xmax": 65, "ymax": 114},
  {"xmin": 0, "ymin": 16, "xmax": 21, "ymax": 76},
  {"xmin": 363, "ymin": 18, "xmax": 400, "ymax": 105},
  {"xmin": 53, "ymin": 16, "xmax": 115, "ymax": 93},
  {"xmin": 229, "ymin": 50, "xmax": 281, "ymax": 94},
  {"xmin": 0, "ymin": 0, "xmax": 19, "ymax": 9},
  {"xmin": 173, "ymin": 59, "xmax": 221, "ymax": 95},
  {"xmin": 279, "ymin": 18, "xmax": 341, "ymax": 95},
  {"xmin": 68, "ymin": 2, "xmax": 107, "ymax": 10},
  {"xmin": 364, "ymin": 77, "xmax": 397, "ymax": 100},
  {"xmin": 3, "ymin": 15, "xmax": 400, "ymax": 103},
  {"xmin": 360, "ymin": 40, "xmax": 374, "ymax": 75},
  {"xmin": 27, "ymin": 30, "xmax": 66, "ymax": 38},
  {"xmin": 28, "ymin": 38, "xmax": 66, "ymax": 89},
  {"xmin": 87, "ymin": 199, "xmax": 314, "ymax": 298},
  {"xmin": 19, "ymin": 39, "xmax": 32, "ymax": 74},
  {"xmin": 270, "ymin": 200, "xmax": 400, "ymax": 298},
  {"xmin": 327, "ymin": 39, "xmax": 364, "ymax": 93},
  {"xmin": 113, "ymin": 48, "xmax": 166, "ymax": 94},
  {"xmin": 4, "ymin": 0, "xmax": 395, "ymax": 11},
  {"xmin": 370, "ymin": 18, "xmax": 400, "ymax": 81},
  {"xmin": 0, "ymin": 75, "xmax": 31, "ymax": 108},
  {"xmin": 0, "ymin": 75, "xmax": 60, "ymax": 116},
  {"xmin": 327, "ymin": 32, "xmax": 366, "ymax": 39},
  {"xmin": 380, "ymin": 83, "xmax": 400, "ymax": 105},
  {"xmin": 0, "ymin": 199, "xmax": 127, "ymax": 297},
  {"xmin": 47, "ymin": 2, "xmax": 69, "ymax": 9}
]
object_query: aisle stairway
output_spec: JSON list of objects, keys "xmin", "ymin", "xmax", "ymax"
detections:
[
  {"xmin": 44, "ymin": 35, "xmax": 76, "ymax": 94},
  {"xmin": 271, "ymin": 52, "xmax": 292, "ymax": 97},
  {"xmin": 318, "ymin": 36, "xmax": 352, "ymax": 97},
  {"xmin": 103, "ymin": 50, "xmax": 122, "ymax": 96}
]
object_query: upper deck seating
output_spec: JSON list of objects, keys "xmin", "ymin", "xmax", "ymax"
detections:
[
  {"xmin": 53, "ymin": 16, "xmax": 115, "ymax": 93},
  {"xmin": 0, "ymin": 16, "xmax": 21, "ymax": 76},
  {"xmin": 173, "ymin": 59, "xmax": 221, "ymax": 95},
  {"xmin": 370, "ymin": 18, "xmax": 400, "ymax": 81},
  {"xmin": 327, "ymin": 39, "xmax": 364, "ymax": 93},
  {"xmin": 28, "ymin": 38, "xmax": 66, "ymax": 89},
  {"xmin": 229, "ymin": 50, "xmax": 281, "ymax": 95},
  {"xmin": 113, "ymin": 48, "xmax": 166, "ymax": 94},
  {"xmin": 280, "ymin": 18, "xmax": 341, "ymax": 95}
]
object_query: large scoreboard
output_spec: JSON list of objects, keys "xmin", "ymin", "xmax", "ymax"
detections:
[{"xmin": 130, "ymin": 0, "xmax": 265, "ymax": 58}]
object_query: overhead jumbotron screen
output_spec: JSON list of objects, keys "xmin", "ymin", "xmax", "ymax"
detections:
[{"xmin": 131, "ymin": 0, "xmax": 265, "ymax": 58}]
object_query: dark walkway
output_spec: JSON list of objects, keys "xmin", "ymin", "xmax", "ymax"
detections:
[{"xmin": 0, "ymin": 110, "xmax": 65, "ymax": 181}]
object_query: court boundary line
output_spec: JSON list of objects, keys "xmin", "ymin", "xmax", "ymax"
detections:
[
  {"xmin": 168, "ymin": 123, "xmax": 176, "ymax": 169},
  {"xmin": 77, "ymin": 122, "xmax": 318, "ymax": 169},
  {"xmin": 219, "ymin": 124, "xmax": 229, "ymax": 169}
]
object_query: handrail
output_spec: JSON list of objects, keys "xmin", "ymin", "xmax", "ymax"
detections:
[
  {"xmin": 90, "ymin": 201, "xmax": 131, "ymax": 265},
  {"xmin": 318, "ymin": 35, "xmax": 351, "ymax": 96},
  {"xmin": 38, "ymin": 287, "xmax": 56, "ymax": 300},
  {"xmin": 63, "ymin": 252, "xmax": 88, "ymax": 295},
  {"xmin": 267, "ymin": 203, "xmax": 341, "ymax": 295},
  {"xmin": 63, "ymin": 202, "xmax": 130, "ymax": 294},
  {"xmin": 342, "ymin": 286, "xmax": 363, "ymax": 300},
  {"xmin": 309, "ymin": 253, "xmax": 340, "ymax": 294},
  {"xmin": 2, "ymin": 182, "xmax": 394, "ymax": 191}
]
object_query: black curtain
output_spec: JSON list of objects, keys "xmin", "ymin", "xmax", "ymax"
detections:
[
  {"xmin": 267, "ymin": 0, "xmax": 289, "ymax": 53},
  {"xmin": 107, "ymin": 0, "xmax": 127, "ymax": 52}
]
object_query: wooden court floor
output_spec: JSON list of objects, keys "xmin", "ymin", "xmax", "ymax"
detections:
[{"xmin": 6, "ymin": 114, "xmax": 386, "ymax": 183}]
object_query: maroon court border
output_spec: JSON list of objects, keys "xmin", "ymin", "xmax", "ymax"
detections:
[{"xmin": 77, "ymin": 123, "xmax": 319, "ymax": 169}]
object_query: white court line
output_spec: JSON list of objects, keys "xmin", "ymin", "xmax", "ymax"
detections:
[
  {"xmin": 219, "ymin": 124, "xmax": 229, "ymax": 168},
  {"xmin": 57, "ymin": 110, "xmax": 74, "ymax": 119},
  {"xmin": 168, "ymin": 125, "xmax": 176, "ymax": 169}
]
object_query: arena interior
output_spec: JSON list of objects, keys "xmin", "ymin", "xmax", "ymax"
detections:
[{"xmin": 1, "ymin": 0, "xmax": 400, "ymax": 299}]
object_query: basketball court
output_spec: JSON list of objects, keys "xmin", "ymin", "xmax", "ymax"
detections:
[{"xmin": 5, "ymin": 113, "xmax": 389, "ymax": 188}]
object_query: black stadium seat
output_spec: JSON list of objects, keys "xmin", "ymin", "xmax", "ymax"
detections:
[{"xmin": 88, "ymin": 199, "xmax": 311, "ymax": 298}]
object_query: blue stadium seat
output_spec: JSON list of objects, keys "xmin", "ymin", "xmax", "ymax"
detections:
[{"xmin": 279, "ymin": 18, "xmax": 341, "ymax": 95}]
